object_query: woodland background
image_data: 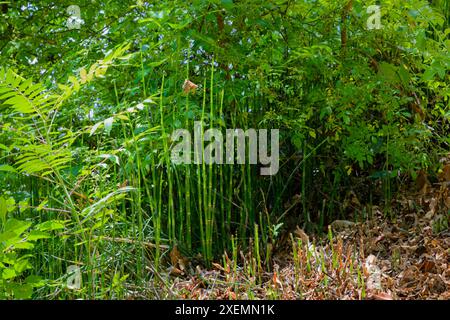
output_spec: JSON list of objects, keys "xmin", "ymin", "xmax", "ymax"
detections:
[{"xmin": 0, "ymin": 0, "xmax": 449, "ymax": 299}]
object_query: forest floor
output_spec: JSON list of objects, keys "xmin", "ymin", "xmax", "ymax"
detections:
[{"xmin": 142, "ymin": 184, "xmax": 449, "ymax": 300}]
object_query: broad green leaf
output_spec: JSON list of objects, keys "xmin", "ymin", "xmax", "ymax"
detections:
[
  {"xmin": 422, "ymin": 68, "xmax": 436, "ymax": 81},
  {"xmin": 116, "ymin": 114, "xmax": 129, "ymax": 121},
  {"xmin": 13, "ymin": 242, "xmax": 34, "ymax": 250},
  {"xmin": 25, "ymin": 275, "xmax": 45, "ymax": 287},
  {"xmin": 35, "ymin": 220, "xmax": 65, "ymax": 232},
  {"xmin": 11, "ymin": 283, "xmax": 33, "ymax": 299},
  {"xmin": 2, "ymin": 268, "xmax": 16, "ymax": 280},
  {"xmin": 27, "ymin": 230, "xmax": 50, "ymax": 241},
  {"xmin": 4, "ymin": 219, "xmax": 31, "ymax": 236},
  {"xmin": 0, "ymin": 231, "xmax": 16, "ymax": 242},
  {"xmin": 14, "ymin": 258, "xmax": 31, "ymax": 273},
  {"xmin": 378, "ymin": 62, "xmax": 398, "ymax": 84},
  {"xmin": 221, "ymin": 0, "xmax": 234, "ymax": 9}
]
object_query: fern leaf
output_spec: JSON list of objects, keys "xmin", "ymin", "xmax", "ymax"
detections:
[{"xmin": 0, "ymin": 68, "xmax": 54, "ymax": 118}]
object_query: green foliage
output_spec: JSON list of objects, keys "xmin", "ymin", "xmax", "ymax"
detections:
[
  {"xmin": 0, "ymin": 0, "xmax": 448, "ymax": 299},
  {"xmin": 0, "ymin": 196, "xmax": 62, "ymax": 299}
]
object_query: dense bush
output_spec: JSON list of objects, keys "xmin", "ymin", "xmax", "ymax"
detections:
[{"xmin": 0, "ymin": 0, "xmax": 449, "ymax": 298}]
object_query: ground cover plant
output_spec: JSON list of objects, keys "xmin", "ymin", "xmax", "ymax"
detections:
[{"xmin": 0, "ymin": 0, "xmax": 449, "ymax": 300}]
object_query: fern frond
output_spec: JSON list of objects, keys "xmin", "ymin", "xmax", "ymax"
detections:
[
  {"xmin": 0, "ymin": 68, "xmax": 56, "ymax": 120},
  {"xmin": 14, "ymin": 144, "xmax": 72, "ymax": 176}
]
